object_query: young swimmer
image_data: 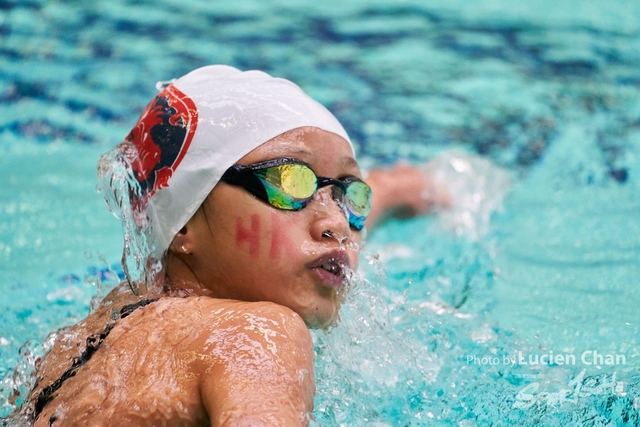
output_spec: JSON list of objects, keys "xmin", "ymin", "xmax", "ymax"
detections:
[{"xmin": 14, "ymin": 65, "xmax": 443, "ymax": 426}]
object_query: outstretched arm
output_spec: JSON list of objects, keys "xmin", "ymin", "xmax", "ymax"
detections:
[{"xmin": 365, "ymin": 162, "xmax": 448, "ymax": 228}]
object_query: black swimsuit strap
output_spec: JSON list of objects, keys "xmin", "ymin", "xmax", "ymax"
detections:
[{"xmin": 30, "ymin": 298, "xmax": 159, "ymax": 422}]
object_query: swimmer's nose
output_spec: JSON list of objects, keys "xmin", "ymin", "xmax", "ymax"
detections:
[{"xmin": 308, "ymin": 186, "xmax": 352, "ymax": 242}]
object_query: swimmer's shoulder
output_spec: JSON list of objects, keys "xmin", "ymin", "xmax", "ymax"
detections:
[
  {"xmin": 165, "ymin": 297, "xmax": 315, "ymax": 425},
  {"xmin": 31, "ymin": 294, "xmax": 313, "ymax": 425}
]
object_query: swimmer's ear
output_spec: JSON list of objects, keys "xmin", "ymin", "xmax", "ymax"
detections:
[{"xmin": 168, "ymin": 226, "xmax": 191, "ymax": 255}]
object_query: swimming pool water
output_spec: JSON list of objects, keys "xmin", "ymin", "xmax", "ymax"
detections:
[{"xmin": 1, "ymin": 0, "xmax": 639, "ymax": 425}]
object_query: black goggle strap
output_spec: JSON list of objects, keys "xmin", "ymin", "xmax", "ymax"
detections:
[{"xmin": 220, "ymin": 164, "xmax": 271, "ymax": 204}]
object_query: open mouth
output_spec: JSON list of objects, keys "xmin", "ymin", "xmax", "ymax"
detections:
[
  {"xmin": 320, "ymin": 261, "xmax": 343, "ymax": 277},
  {"xmin": 308, "ymin": 250, "xmax": 350, "ymax": 289}
]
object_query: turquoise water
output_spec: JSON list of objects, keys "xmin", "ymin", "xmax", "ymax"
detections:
[{"xmin": 2, "ymin": 0, "xmax": 640, "ymax": 425}]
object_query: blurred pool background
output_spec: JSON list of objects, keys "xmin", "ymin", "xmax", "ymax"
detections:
[{"xmin": 1, "ymin": 0, "xmax": 639, "ymax": 425}]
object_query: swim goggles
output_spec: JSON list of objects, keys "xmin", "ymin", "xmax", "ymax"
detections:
[{"xmin": 220, "ymin": 157, "xmax": 372, "ymax": 230}]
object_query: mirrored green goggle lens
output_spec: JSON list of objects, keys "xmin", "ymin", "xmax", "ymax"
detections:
[{"xmin": 260, "ymin": 164, "xmax": 317, "ymax": 209}]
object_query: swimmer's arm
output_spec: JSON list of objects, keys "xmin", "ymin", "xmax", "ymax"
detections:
[
  {"xmin": 365, "ymin": 163, "xmax": 448, "ymax": 228},
  {"xmin": 193, "ymin": 303, "xmax": 315, "ymax": 427}
]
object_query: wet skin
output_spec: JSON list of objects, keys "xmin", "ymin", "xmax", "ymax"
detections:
[
  {"xmin": 28, "ymin": 127, "xmax": 364, "ymax": 426},
  {"xmin": 30, "ymin": 294, "xmax": 314, "ymax": 426}
]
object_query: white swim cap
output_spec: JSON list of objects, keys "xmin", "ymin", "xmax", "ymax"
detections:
[{"xmin": 125, "ymin": 65, "xmax": 353, "ymax": 256}]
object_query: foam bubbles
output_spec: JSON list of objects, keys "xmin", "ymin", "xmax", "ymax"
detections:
[{"xmin": 422, "ymin": 151, "xmax": 511, "ymax": 240}]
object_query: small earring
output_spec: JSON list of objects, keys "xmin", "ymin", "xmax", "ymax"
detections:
[{"xmin": 181, "ymin": 245, "xmax": 189, "ymax": 254}]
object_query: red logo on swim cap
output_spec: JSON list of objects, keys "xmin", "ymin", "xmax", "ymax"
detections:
[{"xmin": 127, "ymin": 84, "xmax": 198, "ymax": 198}]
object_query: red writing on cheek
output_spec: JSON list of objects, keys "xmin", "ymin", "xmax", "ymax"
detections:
[
  {"xmin": 269, "ymin": 212, "xmax": 297, "ymax": 260},
  {"xmin": 236, "ymin": 214, "xmax": 261, "ymax": 258}
]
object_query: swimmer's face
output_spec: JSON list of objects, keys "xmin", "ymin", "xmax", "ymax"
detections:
[{"xmin": 176, "ymin": 127, "xmax": 363, "ymax": 328}]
